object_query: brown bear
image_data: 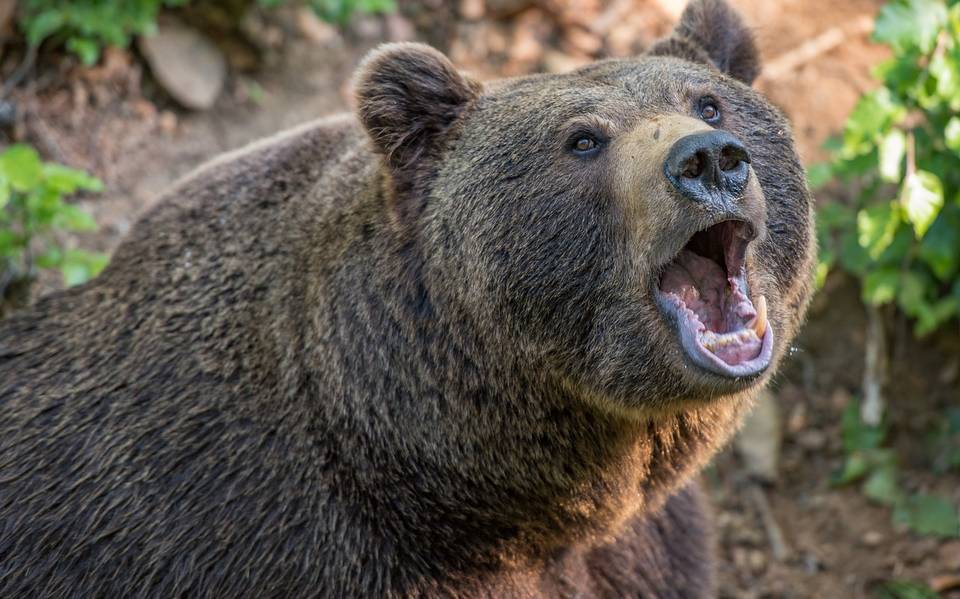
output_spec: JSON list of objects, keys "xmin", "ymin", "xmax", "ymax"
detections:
[{"xmin": 0, "ymin": 0, "xmax": 815, "ymax": 596}]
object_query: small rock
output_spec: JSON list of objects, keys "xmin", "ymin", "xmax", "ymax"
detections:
[
  {"xmin": 563, "ymin": 27, "xmax": 603, "ymax": 56},
  {"xmin": 132, "ymin": 99, "xmax": 157, "ymax": 119},
  {"xmin": 0, "ymin": 100, "xmax": 16, "ymax": 129},
  {"xmin": 786, "ymin": 401, "xmax": 807, "ymax": 434},
  {"xmin": 385, "ymin": 14, "xmax": 416, "ymax": 42},
  {"xmin": 543, "ymin": 51, "xmax": 591, "ymax": 74},
  {"xmin": 735, "ymin": 390, "xmax": 781, "ymax": 482},
  {"xmin": 747, "ymin": 549, "xmax": 767, "ymax": 574},
  {"xmin": 862, "ymin": 531, "xmax": 883, "ymax": 547},
  {"xmin": 930, "ymin": 574, "xmax": 960, "ymax": 593},
  {"xmin": 796, "ymin": 429, "xmax": 826, "ymax": 451},
  {"xmin": 830, "ymin": 387, "xmax": 851, "ymax": 410},
  {"xmin": 460, "ymin": 0, "xmax": 485, "ymax": 20},
  {"xmin": 802, "ymin": 551, "xmax": 823, "ymax": 573},
  {"xmin": 484, "ymin": 0, "xmax": 536, "ymax": 18},
  {"xmin": 938, "ymin": 540, "xmax": 960, "ymax": 570},
  {"xmin": 352, "ymin": 15, "xmax": 383, "ymax": 40},
  {"xmin": 732, "ymin": 547, "xmax": 749, "ymax": 570},
  {"xmin": 139, "ymin": 20, "xmax": 226, "ymax": 110},
  {"xmin": 296, "ymin": 8, "xmax": 341, "ymax": 46},
  {"xmin": 158, "ymin": 110, "xmax": 178, "ymax": 135}
]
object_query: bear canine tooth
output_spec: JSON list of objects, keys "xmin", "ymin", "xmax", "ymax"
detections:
[{"xmin": 748, "ymin": 295, "xmax": 768, "ymax": 337}]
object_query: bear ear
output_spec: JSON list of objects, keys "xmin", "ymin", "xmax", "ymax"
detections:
[
  {"xmin": 648, "ymin": 0, "xmax": 760, "ymax": 85},
  {"xmin": 354, "ymin": 43, "xmax": 481, "ymax": 171}
]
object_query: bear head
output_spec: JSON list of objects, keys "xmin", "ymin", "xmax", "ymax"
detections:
[{"xmin": 354, "ymin": 0, "xmax": 815, "ymax": 415}]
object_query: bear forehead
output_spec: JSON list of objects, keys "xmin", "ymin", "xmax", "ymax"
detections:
[{"xmin": 475, "ymin": 56, "xmax": 740, "ymax": 122}]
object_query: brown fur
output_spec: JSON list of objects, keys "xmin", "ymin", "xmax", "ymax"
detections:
[{"xmin": 0, "ymin": 1, "xmax": 814, "ymax": 597}]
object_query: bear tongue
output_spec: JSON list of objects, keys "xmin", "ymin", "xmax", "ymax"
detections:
[
  {"xmin": 659, "ymin": 250, "xmax": 727, "ymax": 330},
  {"xmin": 660, "ymin": 250, "xmax": 768, "ymax": 367}
]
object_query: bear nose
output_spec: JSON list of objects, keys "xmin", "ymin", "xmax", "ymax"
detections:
[{"xmin": 664, "ymin": 131, "xmax": 751, "ymax": 203}]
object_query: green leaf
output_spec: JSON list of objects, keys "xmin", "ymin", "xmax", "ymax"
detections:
[
  {"xmin": 43, "ymin": 163, "xmax": 103, "ymax": 194},
  {"xmin": 0, "ymin": 173, "xmax": 9, "ymax": 210},
  {"xmin": 54, "ymin": 204, "xmax": 98, "ymax": 232},
  {"xmin": 842, "ymin": 89, "xmax": 906, "ymax": 157},
  {"xmin": 0, "ymin": 229, "xmax": 21, "ymax": 257},
  {"xmin": 24, "ymin": 10, "xmax": 65, "ymax": 46},
  {"xmin": 946, "ymin": 116, "xmax": 960, "ymax": 152},
  {"xmin": 875, "ymin": 580, "xmax": 940, "ymax": 599},
  {"xmin": 842, "ymin": 401, "xmax": 887, "ymax": 452},
  {"xmin": 60, "ymin": 249, "xmax": 108, "ymax": 287},
  {"xmin": 806, "ymin": 162, "xmax": 833, "ymax": 189},
  {"xmin": 0, "ymin": 144, "xmax": 43, "ymax": 192},
  {"xmin": 858, "ymin": 203, "xmax": 901, "ymax": 258},
  {"xmin": 833, "ymin": 451, "xmax": 870, "ymax": 485},
  {"xmin": 914, "ymin": 296, "xmax": 959, "ymax": 335},
  {"xmin": 35, "ymin": 247, "xmax": 62, "ymax": 269},
  {"xmin": 874, "ymin": 0, "xmax": 949, "ymax": 53},
  {"xmin": 919, "ymin": 209, "xmax": 960, "ymax": 280},
  {"xmin": 902, "ymin": 170, "xmax": 944, "ymax": 238},
  {"xmin": 840, "ymin": 228, "xmax": 871, "ymax": 275},
  {"xmin": 896, "ymin": 270, "xmax": 931, "ymax": 316},
  {"xmin": 893, "ymin": 494, "xmax": 960, "ymax": 537},
  {"xmin": 66, "ymin": 37, "xmax": 101, "ymax": 67},
  {"xmin": 878, "ymin": 129, "xmax": 906, "ymax": 182},
  {"xmin": 930, "ymin": 48, "xmax": 960, "ymax": 104},
  {"xmin": 863, "ymin": 464, "xmax": 902, "ymax": 505},
  {"xmin": 863, "ymin": 268, "xmax": 901, "ymax": 305}
]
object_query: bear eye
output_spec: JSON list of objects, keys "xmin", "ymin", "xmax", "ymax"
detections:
[
  {"xmin": 698, "ymin": 98, "xmax": 721, "ymax": 123},
  {"xmin": 570, "ymin": 134, "xmax": 602, "ymax": 157},
  {"xmin": 575, "ymin": 137, "xmax": 596, "ymax": 152}
]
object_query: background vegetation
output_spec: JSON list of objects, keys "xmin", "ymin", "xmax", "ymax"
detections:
[{"xmin": 0, "ymin": 0, "xmax": 957, "ymax": 595}]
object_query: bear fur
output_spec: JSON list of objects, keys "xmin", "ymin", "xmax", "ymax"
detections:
[{"xmin": 0, "ymin": 0, "xmax": 815, "ymax": 596}]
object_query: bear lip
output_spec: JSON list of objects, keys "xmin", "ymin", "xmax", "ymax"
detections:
[{"xmin": 655, "ymin": 219, "xmax": 773, "ymax": 379}]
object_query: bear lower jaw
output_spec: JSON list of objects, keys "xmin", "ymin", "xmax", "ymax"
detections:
[
  {"xmin": 659, "ymin": 290, "xmax": 774, "ymax": 378},
  {"xmin": 656, "ymin": 220, "xmax": 773, "ymax": 378}
]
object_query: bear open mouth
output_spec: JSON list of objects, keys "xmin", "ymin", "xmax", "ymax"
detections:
[{"xmin": 656, "ymin": 220, "xmax": 773, "ymax": 378}]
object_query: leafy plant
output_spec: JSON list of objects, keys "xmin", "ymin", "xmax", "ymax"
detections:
[
  {"xmin": 834, "ymin": 400, "xmax": 960, "ymax": 538},
  {"xmin": 816, "ymin": 0, "xmax": 960, "ymax": 336},
  {"xmin": 257, "ymin": 0, "xmax": 396, "ymax": 25},
  {"xmin": 18, "ymin": 0, "xmax": 189, "ymax": 66},
  {"xmin": 17, "ymin": 0, "xmax": 395, "ymax": 66},
  {"xmin": 0, "ymin": 144, "xmax": 108, "ymax": 301}
]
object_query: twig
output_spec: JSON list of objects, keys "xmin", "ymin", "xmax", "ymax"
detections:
[
  {"xmin": 861, "ymin": 304, "xmax": 887, "ymax": 426},
  {"xmin": 0, "ymin": 43, "xmax": 38, "ymax": 99},
  {"xmin": 759, "ymin": 16, "xmax": 874, "ymax": 82},
  {"xmin": 747, "ymin": 483, "xmax": 791, "ymax": 562}
]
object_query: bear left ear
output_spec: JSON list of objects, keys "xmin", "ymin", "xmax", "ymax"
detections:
[
  {"xmin": 648, "ymin": 0, "xmax": 760, "ymax": 85},
  {"xmin": 354, "ymin": 43, "xmax": 481, "ymax": 172}
]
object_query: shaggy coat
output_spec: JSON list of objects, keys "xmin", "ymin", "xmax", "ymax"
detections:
[{"xmin": 0, "ymin": 1, "xmax": 815, "ymax": 596}]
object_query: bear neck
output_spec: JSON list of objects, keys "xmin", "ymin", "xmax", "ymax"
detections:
[{"xmin": 293, "ymin": 207, "xmax": 749, "ymax": 580}]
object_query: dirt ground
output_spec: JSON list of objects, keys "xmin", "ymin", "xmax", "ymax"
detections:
[{"xmin": 4, "ymin": 0, "xmax": 959, "ymax": 596}]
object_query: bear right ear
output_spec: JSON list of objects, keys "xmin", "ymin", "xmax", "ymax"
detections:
[
  {"xmin": 354, "ymin": 43, "xmax": 481, "ymax": 173},
  {"xmin": 648, "ymin": 0, "xmax": 760, "ymax": 85}
]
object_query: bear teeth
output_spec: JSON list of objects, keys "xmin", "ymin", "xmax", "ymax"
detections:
[
  {"xmin": 699, "ymin": 329, "xmax": 757, "ymax": 352},
  {"xmin": 747, "ymin": 295, "xmax": 768, "ymax": 338}
]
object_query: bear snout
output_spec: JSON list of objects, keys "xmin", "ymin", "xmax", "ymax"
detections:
[{"xmin": 663, "ymin": 130, "xmax": 751, "ymax": 206}]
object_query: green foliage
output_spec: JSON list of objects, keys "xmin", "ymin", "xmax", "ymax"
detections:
[
  {"xmin": 257, "ymin": 0, "xmax": 396, "ymax": 25},
  {"xmin": 0, "ymin": 144, "xmax": 107, "ymax": 289},
  {"xmin": 834, "ymin": 400, "xmax": 960, "ymax": 538},
  {"xmin": 816, "ymin": 0, "xmax": 960, "ymax": 336},
  {"xmin": 18, "ymin": 0, "xmax": 395, "ymax": 66},
  {"xmin": 931, "ymin": 406, "xmax": 960, "ymax": 473},
  {"xmin": 875, "ymin": 580, "xmax": 940, "ymax": 599},
  {"xmin": 18, "ymin": 0, "xmax": 188, "ymax": 65}
]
